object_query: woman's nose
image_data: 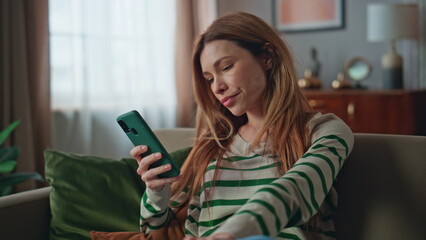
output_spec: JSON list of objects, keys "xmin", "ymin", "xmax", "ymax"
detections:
[{"xmin": 212, "ymin": 79, "xmax": 227, "ymax": 94}]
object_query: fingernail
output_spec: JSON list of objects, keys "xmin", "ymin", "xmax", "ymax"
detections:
[
  {"xmin": 164, "ymin": 164, "xmax": 170, "ymax": 169},
  {"xmin": 140, "ymin": 146, "xmax": 147, "ymax": 151},
  {"xmin": 155, "ymin": 153, "xmax": 161, "ymax": 158}
]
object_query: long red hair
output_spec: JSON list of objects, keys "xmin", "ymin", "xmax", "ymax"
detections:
[{"xmin": 172, "ymin": 12, "xmax": 313, "ymax": 204}]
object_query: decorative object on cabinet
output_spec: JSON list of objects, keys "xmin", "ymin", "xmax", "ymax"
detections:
[
  {"xmin": 308, "ymin": 47, "xmax": 321, "ymax": 78},
  {"xmin": 273, "ymin": 0, "xmax": 345, "ymax": 32},
  {"xmin": 304, "ymin": 90, "xmax": 426, "ymax": 135},
  {"xmin": 344, "ymin": 57, "xmax": 372, "ymax": 89},
  {"xmin": 331, "ymin": 73, "xmax": 352, "ymax": 89},
  {"xmin": 367, "ymin": 3, "xmax": 418, "ymax": 89},
  {"xmin": 298, "ymin": 70, "xmax": 321, "ymax": 89}
]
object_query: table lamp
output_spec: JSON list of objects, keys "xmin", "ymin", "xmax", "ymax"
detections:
[{"xmin": 367, "ymin": 3, "xmax": 418, "ymax": 89}]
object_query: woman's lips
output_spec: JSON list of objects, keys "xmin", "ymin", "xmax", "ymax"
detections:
[{"xmin": 221, "ymin": 93, "xmax": 239, "ymax": 107}]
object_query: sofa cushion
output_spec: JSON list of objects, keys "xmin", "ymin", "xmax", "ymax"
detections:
[{"xmin": 44, "ymin": 147, "xmax": 191, "ymax": 240}]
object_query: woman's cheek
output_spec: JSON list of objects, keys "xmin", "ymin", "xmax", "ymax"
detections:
[{"xmin": 229, "ymin": 71, "xmax": 243, "ymax": 85}]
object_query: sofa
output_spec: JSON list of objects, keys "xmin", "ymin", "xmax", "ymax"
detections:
[{"xmin": 0, "ymin": 129, "xmax": 425, "ymax": 240}]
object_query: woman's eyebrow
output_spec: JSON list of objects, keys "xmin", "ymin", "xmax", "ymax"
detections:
[{"xmin": 202, "ymin": 56, "xmax": 233, "ymax": 75}]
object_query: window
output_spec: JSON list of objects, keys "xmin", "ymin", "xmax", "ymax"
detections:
[
  {"xmin": 49, "ymin": 0, "xmax": 177, "ymax": 158},
  {"xmin": 49, "ymin": 0, "xmax": 176, "ymax": 112}
]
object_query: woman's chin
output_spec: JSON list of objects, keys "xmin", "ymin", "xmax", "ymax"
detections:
[{"xmin": 228, "ymin": 108, "xmax": 245, "ymax": 117}]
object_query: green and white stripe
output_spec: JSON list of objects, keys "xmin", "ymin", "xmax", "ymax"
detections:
[{"xmin": 139, "ymin": 113, "xmax": 354, "ymax": 239}]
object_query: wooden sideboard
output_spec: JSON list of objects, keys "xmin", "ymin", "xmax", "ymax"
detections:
[{"xmin": 303, "ymin": 90, "xmax": 426, "ymax": 135}]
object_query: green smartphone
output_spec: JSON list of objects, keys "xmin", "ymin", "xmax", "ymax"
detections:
[{"xmin": 117, "ymin": 110, "xmax": 180, "ymax": 178}]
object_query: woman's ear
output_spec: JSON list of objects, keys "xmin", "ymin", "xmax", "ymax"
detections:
[{"xmin": 261, "ymin": 43, "xmax": 275, "ymax": 70}]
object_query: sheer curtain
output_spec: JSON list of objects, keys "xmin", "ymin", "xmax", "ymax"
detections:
[{"xmin": 49, "ymin": 0, "xmax": 176, "ymax": 159}]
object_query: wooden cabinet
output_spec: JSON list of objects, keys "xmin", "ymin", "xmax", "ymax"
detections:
[{"xmin": 303, "ymin": 90, "xmax": 426, "ymax": 135}]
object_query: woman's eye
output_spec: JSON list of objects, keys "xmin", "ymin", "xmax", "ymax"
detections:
[
  {"xmin": 206, "ymin": 78, "xmax": 214, "ymax": 84},
  {"xmin": 223, "ymin": 64, "xmax": 233, "ymax": 72}
]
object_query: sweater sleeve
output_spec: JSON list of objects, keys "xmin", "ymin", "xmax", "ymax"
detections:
[
  {"xmin": 213, "ymin": 114, "xmax": 354, "ymax": 238},
  {"xmin": 184, "ymin": 194, "xmax": 202, "ymax": 236},
  {"xmin": 140, "ymin": 184, "xmax": 190, "ymax": 233},
  {"xmin": 140, "ymin": 184, "xmax": 174, "ymax": 233}
]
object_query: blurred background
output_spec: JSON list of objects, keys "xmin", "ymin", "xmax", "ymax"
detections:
[{"xmin": 1, "ymin": 0, "xmax": 425, "ymax": 192}]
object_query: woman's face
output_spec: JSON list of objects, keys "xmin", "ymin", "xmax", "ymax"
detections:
[{"xmin": 200, "ymin": 40, "xmax": 270, "ymax": 117}]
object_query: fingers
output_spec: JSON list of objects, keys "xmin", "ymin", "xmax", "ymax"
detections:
[
  {"xmin": 139, "ymin": 160, "xmax": 166, "ymax": 181},
  {"xmin": 136, "ymin": 152, "xmax": 163, "ymax": 176},
  {"xmin": 130, "ymin": 145, "xmax": 148, "ymax": 162},
  {"xmin": 145, "ymin": 175, "xmax": 181, "ymax": 191},
  {"xmin": 133, "ymin": 150, "xmax": 181, "ymax": 191}
]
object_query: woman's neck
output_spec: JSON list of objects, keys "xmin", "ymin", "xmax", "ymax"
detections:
[{"xmin": 238, "ymin": 112, "xmax": 265, "ymax": 143}]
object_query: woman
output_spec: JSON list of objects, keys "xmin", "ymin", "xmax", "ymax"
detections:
[{"xmin": 131, "ymin": 12, "xmax": 354, "ymax": 240}]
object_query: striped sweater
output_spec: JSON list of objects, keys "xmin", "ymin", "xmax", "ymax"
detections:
[{"xmin": 140, "ymin": 113, "xmax": 354, "ymax": 239}]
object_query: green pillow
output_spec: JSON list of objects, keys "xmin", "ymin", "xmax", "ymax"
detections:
[{"xmin": 44, "ymin": 147, "xmax": 191, "ymax": 240}]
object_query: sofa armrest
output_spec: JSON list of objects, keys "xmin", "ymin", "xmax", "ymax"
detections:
[
  {"xmin": 154, "ymin": 128, "xmax": 195, "ymax": 152},
  {"xmin": 0, "ymin": 186, "xmax": 51, "ymax": 240}
]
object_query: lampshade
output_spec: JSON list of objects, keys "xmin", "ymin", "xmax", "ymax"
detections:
[{"xmin": 367, "ymin": 3, "xmax": 418, "ymax": 42}]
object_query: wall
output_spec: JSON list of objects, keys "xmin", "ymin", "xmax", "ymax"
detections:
[{"xmin": 217, "ymin": 0, "xmax": 417, "ymax": 90}]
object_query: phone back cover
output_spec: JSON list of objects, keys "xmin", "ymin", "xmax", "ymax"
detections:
[{"xmin": 117, "ymin": 110, "xmax": 180, "ymax": 177}]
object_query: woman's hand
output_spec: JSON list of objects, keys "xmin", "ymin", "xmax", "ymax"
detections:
[
  {"xmin": 183, "ymin": 233, "xmax": 235, "ymax": 240},
  {"xmin": 130, "ymin": 145, "xmax": 181, "ymax": 192}
]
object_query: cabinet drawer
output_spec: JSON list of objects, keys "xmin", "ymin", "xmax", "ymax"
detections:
[
  {"xmin": 303, "ymin": 90, "xmax": 426, "ymax": 135},
  {"xmin": 307, "ymin": 96, "xmax": 350, "ymax": 122}
]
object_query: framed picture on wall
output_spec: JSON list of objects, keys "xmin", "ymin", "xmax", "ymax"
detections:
[{"xmin": 273, "ymin": 0, "xmax": 345, "ymax": 33}]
